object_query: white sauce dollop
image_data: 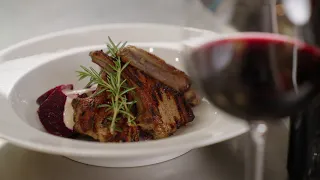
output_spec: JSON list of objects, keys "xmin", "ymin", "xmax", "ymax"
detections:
[
  {"xmin": 63, "ymin": 97, "xmax": 75, "ymax": 130},
  {"xmin": 62, "ymin": 85, "xmax": 97, "ymax": 130}
]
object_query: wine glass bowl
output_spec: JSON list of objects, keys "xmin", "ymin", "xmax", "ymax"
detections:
[
  {"xmin": 186, "ymin": 33, "xmax": 320, "ymax": 121},
  {"xmin": 183, "ymin": 32, "xmax": 320, "ymax": 180},
  {"xmin": 184, "ymin": 0, "xmax": 320, "ymax": 180}
]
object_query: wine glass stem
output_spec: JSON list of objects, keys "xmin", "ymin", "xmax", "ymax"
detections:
[{"xmin": 245, "ymin": 121, "xmax": 268, "ymax": 180}]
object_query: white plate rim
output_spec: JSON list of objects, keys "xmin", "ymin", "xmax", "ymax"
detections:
[{"xmin": 0, "ymin": 23, "xmax": 214, "ymax": 59}]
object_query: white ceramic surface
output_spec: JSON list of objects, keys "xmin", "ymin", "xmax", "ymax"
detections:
[{"xmin": 0, "ymin": 24, "xmax": 248, "ymax": 167}]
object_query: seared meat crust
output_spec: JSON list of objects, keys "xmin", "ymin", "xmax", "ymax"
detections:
[
  {"xmin": 118, "ymin": 46, "xmax": 191, "ymax": 92},
  {"xmin": 72, "ymin": 76, "xmax": 139, "ymax": 142},
  {"xmin": 90, "ymin": 50, "xmax": 195, "ymax": 139},
  {"xmin": 124, "ymin": 66, "xmax": 194, "ymax": 139}
]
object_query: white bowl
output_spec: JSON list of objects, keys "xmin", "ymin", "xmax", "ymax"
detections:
[{"xmin": 0, "ymin": 24, "xmax": 248, "ymax": 167}]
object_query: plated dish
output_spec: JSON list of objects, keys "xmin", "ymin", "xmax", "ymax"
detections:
[
  {"xmin": 0, "ymin": 24, "xmax": 248, "ymax": 167},
  {"xmin": 36, "ymin": 37, "xmax": 200, "ymax": 142}
]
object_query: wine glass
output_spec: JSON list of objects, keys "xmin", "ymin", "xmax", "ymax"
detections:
[{"xmin": 183, "ymin": 0, "xmax": 320, "ymax": 180}]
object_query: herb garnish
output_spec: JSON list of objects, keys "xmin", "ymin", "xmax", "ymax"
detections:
[{"xmin": 76, "ymin": 37, "xmax": 136, "ymax": 134}]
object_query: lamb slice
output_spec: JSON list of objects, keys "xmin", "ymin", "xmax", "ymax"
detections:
[
  {"xmin": 89, "ymin": 50, "xmax": 115, "ymax": 73},
  {"xmin": 71, "ymin": 75, "xmax": 139, "ymax": 142},
  {"xmin": 184, "ymin": 88, "xmax": 202, "ymax": 107},
  {"xmin": 123, "ymin": 66, "xmax": 195, "ymax": 139},
  {"xmin": 90, "ymin": 50, "xmax": 201, "ymax": 107},
  {"xmin": 117, "ymin": 46, "xmax": 191, "ymax": 93},
  {"xmin": 90, "ymin": 50, "xmax": 195, "ymax": 139}
]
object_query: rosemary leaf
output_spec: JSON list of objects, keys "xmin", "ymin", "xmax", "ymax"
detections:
[
  {"xmin": 108, "ymin": 37, "xmax": 117, "ymax": 49},
  {"xmin": 114, "ymin": 127, "xmax": 123, "ymax": 132},
  {"xmin": 93, "ymin": 88, "xmax": 108, "ymax": 97},
  {"xmin": 98, "ymin": 104, "xmax": 111, "ymax": 108},
  {"xmin": 121, "ymin": 61, "xmax": 131, "ymax": 71},
  {"xmin": 120, "ymin": 42, "xmax": 127, "ymax": 49},
  {"xmin": 76, "ymin": 37, "xmax": 136, "ymax": 134},
  {"xmin": 125, "ymin": 100, "xmax": 137, "ymax": 105},
  {"xmin": 120, "ymin": 87, "xmax": 136, "ymax": 96},
  {"xmin": 119, "ymin": 110, "xmax": 135, "ymax": 118}
]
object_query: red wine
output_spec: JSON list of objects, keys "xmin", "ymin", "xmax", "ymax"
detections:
[{"xmin": 187, "ymin": 34, "xmax": 320, "ymax": 120}]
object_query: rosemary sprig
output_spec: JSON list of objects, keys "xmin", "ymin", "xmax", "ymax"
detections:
[{"xmin": 76, "ymin": 37, "xmax": 136, "ymax": 134}]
